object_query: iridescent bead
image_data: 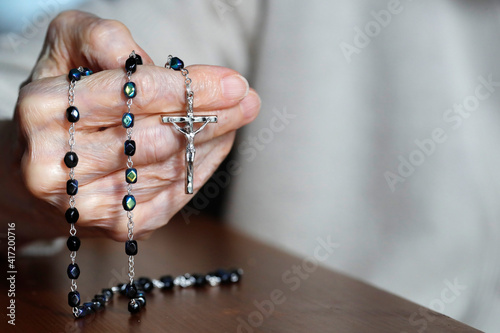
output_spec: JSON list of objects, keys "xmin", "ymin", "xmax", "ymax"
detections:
[
  {"xmin": 68, "ymin": 291, "xmax": 80, "ymax": 307},
  {"xmin": 64, "ymin": 152, "xmax": 78, "ymax": 168},
  {"xmin": 82, "ymin": 67, "xmax": 93, "ymax": 76},
  {"xmin": 124, "ymin": 140, "xmax": 136, "ymax": 156},
  {"xmin": 122, "ymin": 195, "xmax": 136, "ymax": 211},
  {"xmin": 66, "ymin": 106, "xmax": 80, "ymax": 123},
  {"xmin": 125, "ymin": 168, "xmax": 137, "ymax": 184},
  {"xmin": 67, "ymin": 263, "xmax": 80, "ymax": 279},
  {"xmin": 123, "ymin": 82, "xmax": 137, "ymax": 98},
  {"xmin": 170, "ymin": 57, "xmax": 184, "ymax": 70},
  {"xmin": 128, "ymin": 299, "xmax": 141, "ymax": 314},
  {"xmin": 83, "ymin": 302, "xmax": 95, "ymax": 314},
  {"xmin": 65, "ymin": 207, "xmax": 79, "ymax": 223},
  {"xmin": 122, "ymin": 112, "xmax": 134, "ymax": 128},
  {"xmin": 66, "ymin": 179, "xmax": 78, "ymax": 195},
  {"xmin": 214, "ymin": 269, "xmax": 231, "ymax": 284},
  {"xmin": 67, "ymin": 235, "xmax": 80, "ymax": 251},
  {"xmin": 68, "ymin": 68, "xmax": 81, "ymax": 81},
  {"xmin": 125, "ymin": 240, "xmax": 138, "ymax": 255},
  {"xmin": 117, "ymin": 283, "xmax": 127, "ymax": 295},
  {"xmin": 90, "ymin": 301, "xmax": 103, "ymax": 311}
]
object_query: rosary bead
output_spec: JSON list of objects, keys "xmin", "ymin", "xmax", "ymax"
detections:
[
  {"xmin": 66, "ymin": 179, "xmax": 79, "ymax": 195},
  {"xmin": 136, "ymin": 296, "xmax": 146, "ymax": 307},
  {"xmin": 75, "ymin": 305, "xmax": 88, "ymax": 318},
  {"xmin": 170, "ymin": 57, "xmax": 184, "ymax": 70},
  {"xmin": 93, "ymin": 294, "xmax": 106, "ymax": 305},
  {"xmin": 123, "ymin": 82, "xmax": 137, "ymax": 98},
  {"xmin": 65, "ymin": 207, "xmax": 79, "ymax": 223},
  {"xmin": 124, "ymin": 140, "xmax": 136, "ymax": 156},
  {"xmin": 122, "ymin": 195, "xmax": 137, "ymax": 211},
  {"xmin": 230, "ymin": 268, "xmax": 243, "ymax": 283},
  {"xmin": 64, "ymin": 152, "xmax": 79, "ymax": 168},
  {"xmin": 68, "ymin": 68, "xmax": 81, "ymax": 81},
  {"xmin": 214, "ymin": 269, "xmax": 231, "ymax": 284},
  {"xmin": 101, "ymin": 288, "xmax": 113, "ymax": 302},
  {"xmin": 89, "ymin": 301, "xmax": 104, "ymax": 311},
  {"xmin": 122, "ymin": 112, "xmax": 134, "ymax": 128},
  {"xmin": 193, "ymin": 274, "xmax": 207, "ymax": 287},
  {"xmin": 126, "ymin": 283, "xmax": 138, "ymax": 298},
  {"xmin": 66, "ymin": 106, "xmax": 80, "ymax": 123},
  {"xmin": 137, "ymin": 277, "xmax": 153, "ymax": 292},
  {"xmin": 117, "ymin": 283, "xmax": 128, "ymax": 295},
  {"xmin": 67, "ymin": 235, "xmax": 81, "ymax": 251},
  {"xmin": 128, "ymin": 299, "xmax": 141, "ymax": 314},
  {"xmin": 125, "ymin": 240, "xmax": 138, "ymax": 255},
  {"xmin": 125, "ymin": 168, "xmax": 137, "ymax": 184},
  {"xmin": 159, "ymin": 275, "xmax": 174, "ymax": 290},
  {"xmin": 125, "ymin": 57, "xmax": 138, "ymax": 73},
  {"xmin": 82, "ymin": 67, "xmax": 93, "ymax": 76},
  {"xmin": 83, "ymin": 302, "xmax": 95, "ymax": 314},
  {"xmin": 135, "ymin": 54, "xmax": 143, "ymax": 65},
  {"xmin": 67, "ymin": 263, "xmax": 80, "ymax": 279},
  {"xmin": 68, "ymin": 291, "xmax": 81, "ymax": 307}
]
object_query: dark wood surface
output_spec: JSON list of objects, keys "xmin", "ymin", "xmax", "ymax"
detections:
[{"xmin": 0, "ymin": 215, "xmax": 481, "ymax": 332}]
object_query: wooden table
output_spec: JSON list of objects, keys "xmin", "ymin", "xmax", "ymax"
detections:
[{"xmin": 0, "ymin": 215, "xmax": 481, "ymax": 332}]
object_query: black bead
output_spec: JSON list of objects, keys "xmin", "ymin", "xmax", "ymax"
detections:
[
  {"xmin": 66, "ymin": 179, "xmax": 78, "ymax": 195},
  {"xmin": 83, "ymin": 302, "xmax": 95, "ymax": 314},
  {"xmin": 67, "ymin": 263, "xmax": 80, "ymax": 279},
  {"xmin": 170, "ymin": 57, "xmax": 184, "ymax": 70},
  {"xmin": 117, "ymin": 283, "xmax": 128, "ymax": 295},
  {"xmin": 159, "ymin": 275, "xmax": 174, "ymax": 290},
  {"xmin": 67, "ymin": 235, "xmax": 81, "ymax": 251},
  {"xmin": 136, "ymin": 296, "xmax": 146, "ymax": 307},
  {"xmin": 68, "ymin": 68, "xmax": 81, "ymax": 81},
  {"xmin": 68, "ymin": 291, "xmax": 80, "ymax": 307},
  {"xmin": 125, "ymin": 57, "xmax": 138, "ymax": 73},
  {"xmin": 192, "ymin": 274, "xmax": 206, "ymax": 287},
  {"xmin": 126, "ymin": 283, "xmax": 138, "ymax": 298},
  {"xmin": 214, "ymin": 269, "xmax": 231, "ymax": 284},
  {"xmin": 89, "ymin": 301, "xmax": 103, "ymax": 311},
  {"xmin": 135, "ymin": 54, "xmax": 143, "ymax": 65},
  {"xmin": 124, "ymin": 140, "xmax": 136, "ymax": 156},
  {"xmin": 230, "ymin": 268, "xmax": 243, "ymax": 283},
  {"xmin": 137, "ymin": 277, "xmax": 153, "ymax": 292},
  {"xmin": 128, "ymin": 299, "xmax": 141, "ymax": 314},
  {"xmin": 75, "ymin": 305, "xmax": 88, "ymax": 318},
  {"xmin": 93, "ymin": 294, "xmax": 106, "ymax": 305},
  {"xmin": 125, "ymin": 240, "xmax": 138, "ymax": 256},
  {"xmin": 64, "ymin": 152, "xmax": 79, "ymax": 168},
  {"xmin": 102, "ymin": 288, "xmax": 113, "ymax": 301},
  {"xmin": 65, "ymin": 207, "xmax": 79, "ymax": 224},
  {"xmin": 66, "ymin": 106, "xmax": 80, "ymax": 123},
  {"xmin": 82, "ymin": 67, "xmax": 93, "ymax": 76}
]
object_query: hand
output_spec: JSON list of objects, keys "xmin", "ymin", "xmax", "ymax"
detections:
[{"xmin": 4, "ymin": 11, "xmax": 260, "ymax": 243}]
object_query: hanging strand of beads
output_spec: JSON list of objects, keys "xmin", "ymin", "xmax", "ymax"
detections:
[
  {"xmin": 122, "ymin": 50, "xmax": 144, "ymax": 314},
  {"xmin": 64, "ymin": 66, "xmax": 92, "ymax": 318}
]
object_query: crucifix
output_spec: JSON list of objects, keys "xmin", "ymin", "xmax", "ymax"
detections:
[
  {"xmin": 161, "ymin": 55, "xmax": 217, "ymax": 194},
  {"xmin": 161, "ymin": 113, "xmax": 217, "ymax": 194}
]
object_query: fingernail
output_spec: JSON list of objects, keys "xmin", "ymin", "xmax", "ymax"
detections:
[
  {"xmin": 222, "ymin": 75, "xmax": 249, "ymax": 100},
  {"xmin": 240, "ymin": 91, "xmax": 261, "ymax": 120}
]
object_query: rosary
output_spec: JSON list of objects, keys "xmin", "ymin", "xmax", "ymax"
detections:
[{"xmin": 64, "ymin": 52, "xmax": 239, "ymax": 318}]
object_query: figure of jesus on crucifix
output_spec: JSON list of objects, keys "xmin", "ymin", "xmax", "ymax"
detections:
[{"xmin": 161, "ymin": 112, "xmax": 217, "ymax": 194}]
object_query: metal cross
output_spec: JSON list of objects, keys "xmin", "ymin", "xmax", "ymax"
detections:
[{"xmin": 161, "ymin": 110, "xmax": 217, "ymax": 194}]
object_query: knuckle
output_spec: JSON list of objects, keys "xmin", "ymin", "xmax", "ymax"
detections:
[{"xmin": 87, "ymin": 19, "xmax": 130, "ymax": 49}]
